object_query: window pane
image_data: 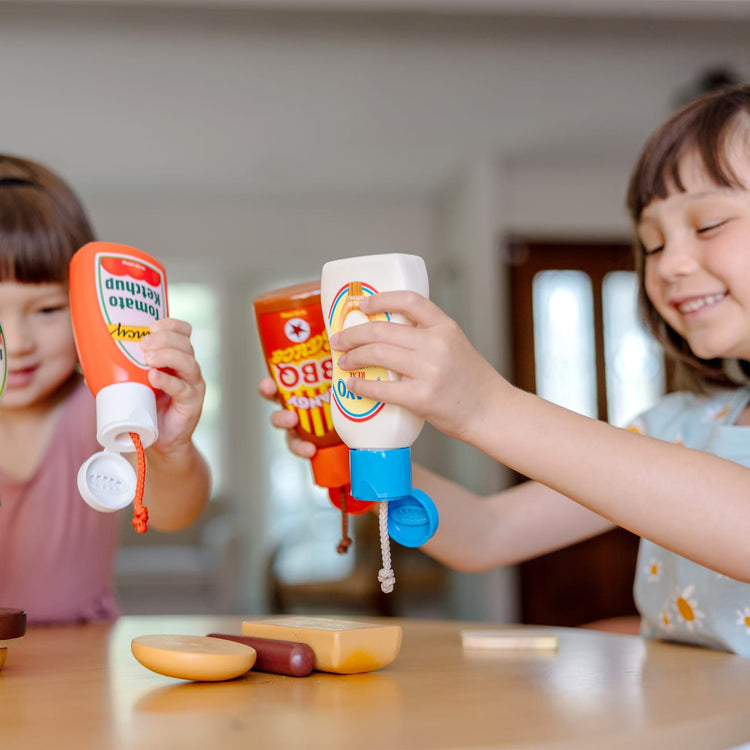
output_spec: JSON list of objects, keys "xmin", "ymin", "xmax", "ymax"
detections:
[
  {"xmin": 168, "ymin": 283, "xmax": 223, "ymax": 492},
  {"xmin": 603, "ymin": 271, "xmax": 664, "ymax": 427},
  {"xmin": 267, "ymin": 426, "xmax": 355, "ymax": 584},
  {"xmin": 533, "ymin": 270, "xmax": 597, "ymax": 418}
]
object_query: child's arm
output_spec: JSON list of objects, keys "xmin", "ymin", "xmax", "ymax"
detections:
[
  {"xmin": 412, "ymin": 464, "xmax": 614, "ymax": 571},
  {"xmin": 331, "ymin": 291, "xmax": 750, "ymax": 582},
  {"xmin": 135, "ymin": 318, "xmax": 211, "ymax": 531},
  {"xmin": 257, "ymin": 376, "xmax": 615, "ymax": 571}
]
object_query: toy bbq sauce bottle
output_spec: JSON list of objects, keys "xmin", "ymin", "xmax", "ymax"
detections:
[
  {"xmin": 254, "ymin": 281, "xmax": 374, "ymax": 553},
  {"xmin": 69, "ymin": 241, "xmax": 167, "ymax": 533}
]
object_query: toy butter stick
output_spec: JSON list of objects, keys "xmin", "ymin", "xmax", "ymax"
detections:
[
  {"xmin": 460, "ymin": 628, "xmax": 559, "ymax": 652},
  {"xmin": 207, "ymin": 633, "xmax": 315, "ymax": 677}
]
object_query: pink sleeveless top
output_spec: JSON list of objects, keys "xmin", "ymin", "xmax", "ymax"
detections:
[{"xmin": 0, "ymin": 379, "xmax": 120, "ymax": 624}]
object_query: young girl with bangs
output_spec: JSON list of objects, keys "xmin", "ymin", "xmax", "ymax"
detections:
[
  {"xmin": 261, "ymin": 83, "xmax": 750, "ymax": 655},
  {"xmin": 0, "ymin": 155, "xmax": 210, "ymax": 624}
]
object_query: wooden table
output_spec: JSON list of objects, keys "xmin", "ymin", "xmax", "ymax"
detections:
[{"xmin": 3, "ymin": 615, "xmax": 750, "ymax": 750}]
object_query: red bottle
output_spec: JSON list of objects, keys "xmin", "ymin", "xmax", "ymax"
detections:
[
  {"xmin": 254, "ymin": 281, "xmax": 373, "ymax": 550},
  {"xmin": 69, "ymin": 241, "xmax": 167, "ymax": 532}
]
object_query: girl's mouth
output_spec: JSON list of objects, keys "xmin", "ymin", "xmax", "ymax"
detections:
[
  {"xmin": 6, "ymin": 367, "xmax": 36, "ymax": 387},
  {"xmin": 674, "ymin": 291, "xmax": 727, "ymax": 314}
]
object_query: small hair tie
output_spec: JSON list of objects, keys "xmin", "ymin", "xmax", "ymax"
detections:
[{"xmin": 0, "ymin": 177, "xmax": 34, "ymax": 187}]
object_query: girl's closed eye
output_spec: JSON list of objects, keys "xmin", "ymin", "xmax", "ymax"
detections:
[
  {"xmin": 696, "ymin": 219, "xmax": 729, "ymax": 236},
  {"xmin": 638, "ymin": 223, "xmax": 663, "ymax": 257},
  {"xmin": 35, "ymin": 304, "xmax": 69, "ymax": 318}
]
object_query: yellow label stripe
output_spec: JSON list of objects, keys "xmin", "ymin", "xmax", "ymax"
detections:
[{"xmin": 108, "ymin": 323, "xmax": 151, "ymax": 341}]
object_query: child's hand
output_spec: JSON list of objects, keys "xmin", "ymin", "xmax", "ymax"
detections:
[
  {"xmin": 330, "ymin": 291, "xmax": 504, "ymax": 444},
  {"xmin": 139, "ymin": 318, "xmax": 206, "ymax": 453},
  {"xmin": 257, "ymin": 376, "xmax": 316, "ymax": 459}
]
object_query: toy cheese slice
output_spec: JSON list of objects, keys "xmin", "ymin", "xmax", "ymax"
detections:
[{"xmin": 241, "ymin": 616, "xmax": 402, "ymax": 674}]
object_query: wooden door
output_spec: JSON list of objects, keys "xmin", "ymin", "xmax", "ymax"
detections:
[{"xmin": 507, "ymin": 238, "xmax": 644, "ymax": 627}]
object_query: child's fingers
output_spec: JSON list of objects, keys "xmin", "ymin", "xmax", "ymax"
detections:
[
  {"xmin": 258, "ymin": 377, "xmax": 279, "ymax": 401},
  {"xmin": 141, "ymin": 327, "xmax": 195, "ymax": 360},
  {"xmin": 140, "ymin": 321, "xmax": 201, "ymax": 382},
  {"xmin": 145, "ymin": 345, "xmax": 204, "ymax": 387},
  {"xmin": 331, "ymin": 319, "xmax": 421, "ymax": 354},
  {"xmin": 359, "ymin": 290, "xmax": 443, "ymax": 326},
  {"xmin": 148, "ymin": 366, "xmax": 205, "ymax": 404},
  {"xmin": 148, "ymin": 317, "xmax": 193, "ymax": 338},
  {"xmin": 265, "ymin": 403, "xmax": 314, "ymax": 458},
  {"xmin": 288, "ymin": 434, "xmax": 316, "ymax": 459},
  {"xmin": 344, "ymin": 374, "xmax": 410, "ymax": 405},
  {"xmin": 144, "ymin": 335, "xmax": 205, "ymax": 414},
  {"xmin": 271, "ymin": 407, "xmax": 299, "ymax": 430},
  {"xmin": 337, "ymin": 341, "xmax": 422, "ymax": 380},
  {"xmin": 260, "ymin": 389, "xmax": 316, "ymax": 457}
]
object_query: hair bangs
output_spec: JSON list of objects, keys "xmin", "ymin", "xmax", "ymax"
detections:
[
  {"xmin": 628, "ymin": 87, "xmax": 750, "ymax": 224},
  {"xmin": 0, "ymin": 170, "xmax": 94, "ymax": 284}
]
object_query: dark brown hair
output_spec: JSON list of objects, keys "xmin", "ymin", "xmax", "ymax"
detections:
[
  {"xmin": 0, "ymin": 154, "xmax": 96, "ymax": 284},
  {"xmin": 626, "ymin": 84, "xmax": 750, "ymax": 391}
]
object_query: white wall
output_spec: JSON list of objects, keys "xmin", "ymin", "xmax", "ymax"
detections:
[{"xmin": 4, "ymin": 4, "xmax": 749, "ymax": 198}]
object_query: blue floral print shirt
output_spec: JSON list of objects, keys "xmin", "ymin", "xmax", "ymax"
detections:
[{"xmin": 630, "ymin": 387, "xmax": 750, "ymax": 655}]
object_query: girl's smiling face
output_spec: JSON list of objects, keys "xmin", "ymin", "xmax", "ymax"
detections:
[
  {"xmin": 0, "ymin": 281, "xmax": 78, "ymax": 412},
  {"xmin": 640, "ymin": 126, "xmax": 750, "ymax": 362}
]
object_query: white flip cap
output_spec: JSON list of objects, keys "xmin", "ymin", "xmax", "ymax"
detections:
[
  {"xmin": 96, "ymin": 382, "xmax": 158, "ymax": 453},
  {"xmin": 77, "ymin": 450, "xmax": 137, "ymax": 512}
]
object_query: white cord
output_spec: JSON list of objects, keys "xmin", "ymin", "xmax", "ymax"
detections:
[{"xmin": 377, "ymin": 501, "xmax": 395, "ymax": 593}]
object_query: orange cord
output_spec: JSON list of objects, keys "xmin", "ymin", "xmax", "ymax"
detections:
[{"xmin": 130, "ymin": 432, "xmax": 148, "ymax": 534}]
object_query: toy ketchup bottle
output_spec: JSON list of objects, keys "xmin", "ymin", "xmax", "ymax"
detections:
[
  {"xmin": 254, "ymin": 281, "xmax": 374, "ymax": 553},
  {"xmin": 321, "ymin": 254, "xmax": 439, "ymax": 591},
  {"xmin": 69, "ymin": 241, "xmax": 167, "ymax": 533}
]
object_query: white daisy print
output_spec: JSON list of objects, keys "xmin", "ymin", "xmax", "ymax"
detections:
[
  {"xmin": 658, "ymin": 607, "xmax": 675, "ymax": 632},
  {"xmin": 736, "ymin": 607, "xmax": 750, "ymax": 635},
  {"xmin": 703, "ymin": 403, "xmax": 730, "ymax": 423},
  {"xmin": 644, "ymin": 557, "xmax": 662, "ymax": 582},
  {"xmin": 674, "ymin": 585, "xmax": 705, "ymax": 631}
]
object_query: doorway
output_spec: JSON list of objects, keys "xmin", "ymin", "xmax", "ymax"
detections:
[{"xmin": 506, "ymin": 238, "xmax": 665, "ymax": 626}]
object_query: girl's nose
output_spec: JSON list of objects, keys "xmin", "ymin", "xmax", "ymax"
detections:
[
  {"xmin": 653, "ymin": 240, "xmax": 700, "ymax": 281},
  {"xmin": 1, "ymin": 316, "xmax": 33, "ymax": 357}
]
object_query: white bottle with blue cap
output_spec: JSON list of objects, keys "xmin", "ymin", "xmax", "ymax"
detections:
[{"xmin": 320, "ymin": 253, "xmax": 439, "ymax": 550}]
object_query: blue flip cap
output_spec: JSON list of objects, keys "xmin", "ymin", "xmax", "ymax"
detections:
[{"xmin": 349, "ymin": 447, "xmax": 439, "ymax": 547}]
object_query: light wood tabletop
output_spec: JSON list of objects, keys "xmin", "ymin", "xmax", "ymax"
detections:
[{"xmin": 3, "ymin": 614, "xmax": 750, "ymax": 750}]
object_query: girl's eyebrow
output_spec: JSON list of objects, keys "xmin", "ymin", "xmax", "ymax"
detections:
[{"xmin": 32, "ymin": 289, "xmax": 69, "ymax": 304}]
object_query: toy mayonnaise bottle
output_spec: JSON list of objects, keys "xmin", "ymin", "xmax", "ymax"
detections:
[
  {"xmin": 321, "ymin": 254, "xmax": 439, "ymax": 571},
  {"xmin": 69, "ymin": 241, "xmax": 167, "ymax": 532},
  {"xmin": 254, "ymin": 281, "xmax": 373, "ymax": 553}
]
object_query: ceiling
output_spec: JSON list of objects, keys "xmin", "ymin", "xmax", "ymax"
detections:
[{"xmin": 16, "ymin": 0, "xmax": 750, "ymax": 17}]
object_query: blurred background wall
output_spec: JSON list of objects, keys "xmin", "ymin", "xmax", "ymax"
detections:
[{"xmin": 3, "ymin": 0, "xmax": 748, "ymax": 621}]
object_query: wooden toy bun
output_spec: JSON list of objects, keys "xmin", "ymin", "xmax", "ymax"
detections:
[{"xmin": 131, "ymin": 634, "xmax": 256, "ymax": 682}]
